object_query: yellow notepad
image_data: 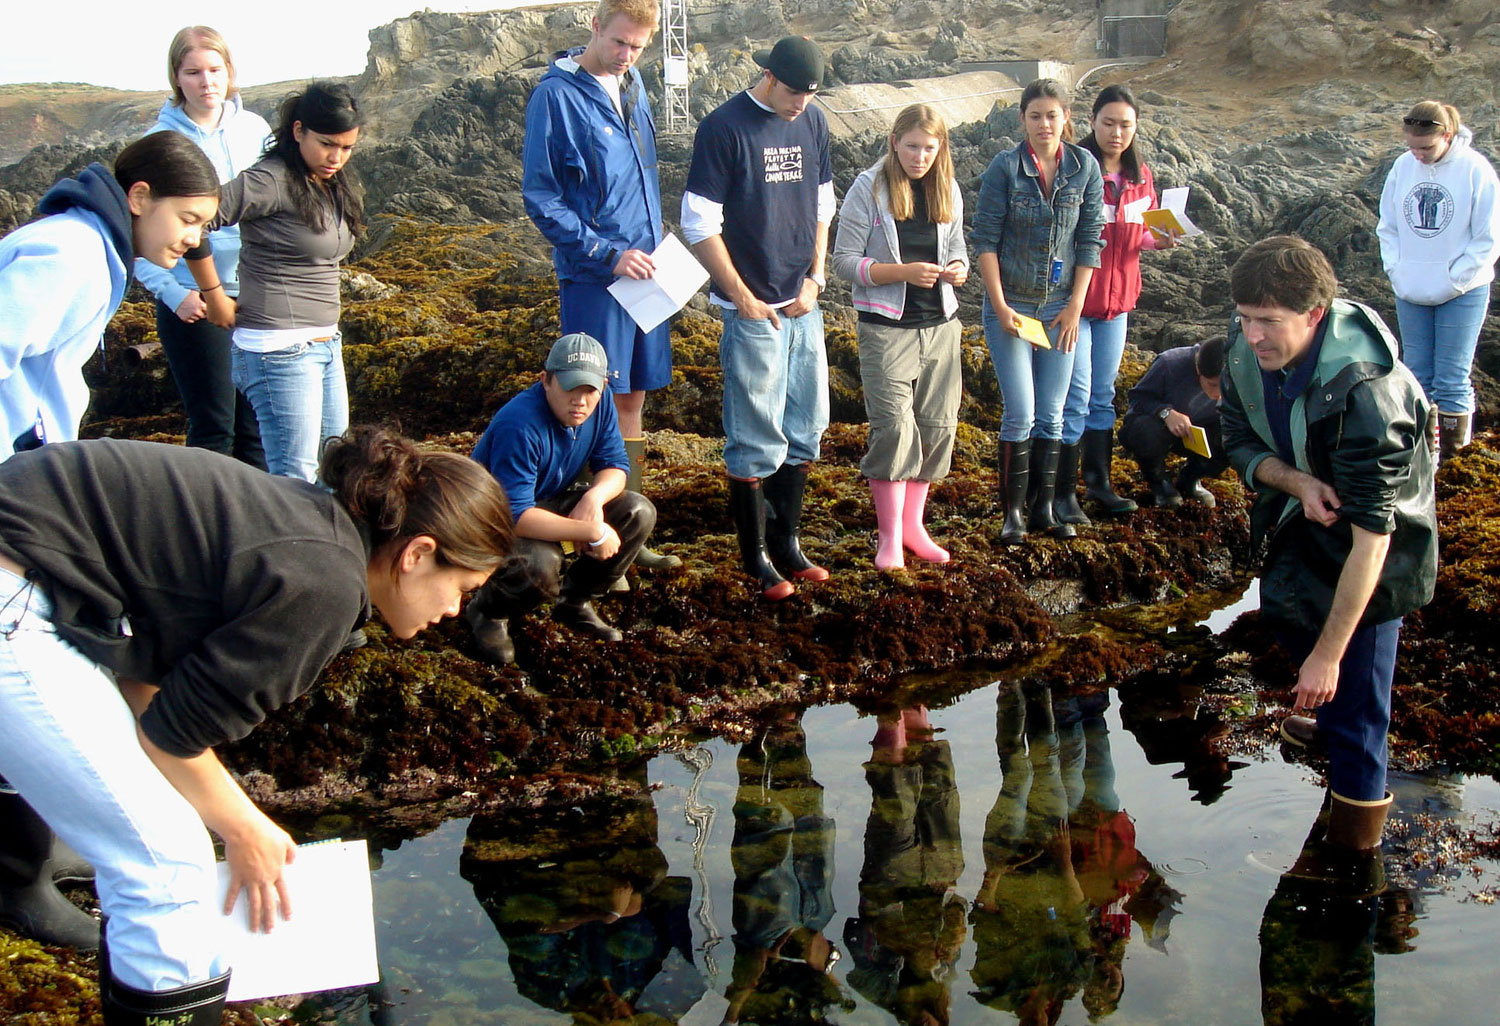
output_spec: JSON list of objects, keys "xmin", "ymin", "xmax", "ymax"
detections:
[
  {"xmin": 1014, "ymin": 314, "xmax": 1051, "ymax": 350},
  {"xmin": 1142, "ymin": 207, "xmax": 1186, "ymax": 242},
  {"xmin": 1185, "ymin": 425, "xmax": 1212, "ymax": 460}
]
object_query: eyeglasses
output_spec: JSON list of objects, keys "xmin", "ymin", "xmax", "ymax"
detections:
[{"xmin": 1403, "ymin": 117, "xmax": 1442, "ymax": 129}]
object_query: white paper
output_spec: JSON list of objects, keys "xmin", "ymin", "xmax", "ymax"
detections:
[
  {"xmin": 607, "ymin": 233, "xmax": 711, "ymax": 333},
  {"xmin": 1157, "ymin": 186, "xmax": 1203, "ymax": 237},
  {"xmin": 217, "ymin": 839, "xmax": 379, "ymax": 1001}
]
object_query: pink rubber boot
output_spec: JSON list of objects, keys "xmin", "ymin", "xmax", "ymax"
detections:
[
  {"xmin": 869, "ymin": 479, "xmax": 905, "ymax": 570},
  {"xmin": 903, "ymin": 480, "xmax": 951, "ymax": 563}
]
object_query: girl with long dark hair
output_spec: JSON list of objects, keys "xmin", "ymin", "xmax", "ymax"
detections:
[
  {"xmin": 192, "ymin": 81, "xmax": 365, "ymax": 481},
  {"xmin": 971, "ymin": 79, "xmax": 1106, "ymax": 545},
  {"xmin": 1056, "ymin": 83, "xmax": 1180, "ymax": 520}
]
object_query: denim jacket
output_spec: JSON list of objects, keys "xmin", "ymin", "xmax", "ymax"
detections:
[
  {"xmin": 831, "ymin": 160, "xmax": 968, "ymax": 320},
  {"xmin": 969, "ymin": 140, "xmax": 1106, "ymax": 304}
]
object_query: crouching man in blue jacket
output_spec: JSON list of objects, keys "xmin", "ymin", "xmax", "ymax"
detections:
[{"xmin": 467, "ymin": 334, "xmax": 657, "ymax": 664}]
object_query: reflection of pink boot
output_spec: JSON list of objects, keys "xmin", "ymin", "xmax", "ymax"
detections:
[
  {"xmin": 903, "ymin": 481, "xmax": 950, "ymax": 563},
  {"xmin": 902, "ymin": 704, "xmax": 934, "ymax": 737},
  {"xmin": 869, "ymin": 480, "xmax": 905, "ymax": 570}
]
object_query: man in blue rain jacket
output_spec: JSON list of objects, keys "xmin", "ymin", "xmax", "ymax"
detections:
[{"xmin": 522, "ymin": 0, "xmax": 681, "ymax": 571}]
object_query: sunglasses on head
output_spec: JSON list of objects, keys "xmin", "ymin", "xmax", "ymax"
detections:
[{"xmin": 1403, "ymin": 117, "xmax": 1442, "ymax": 129}]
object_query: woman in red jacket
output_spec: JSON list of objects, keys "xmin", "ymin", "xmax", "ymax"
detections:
[{"xmin": 1055, "ymin": 85, "xmax": 1177, "ymax": 522}]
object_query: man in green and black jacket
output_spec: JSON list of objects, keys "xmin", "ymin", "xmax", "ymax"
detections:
[{"xmin": 1220, "ymin": 235, "xmax": 1436, "ymax": 853}]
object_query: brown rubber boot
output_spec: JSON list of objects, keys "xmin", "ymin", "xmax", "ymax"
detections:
[{"xmin": 1326, "ymin": 791, "xmax": 1392, "ymax": 851}]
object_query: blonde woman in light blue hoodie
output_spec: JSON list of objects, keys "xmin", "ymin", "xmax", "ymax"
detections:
[
  {"xmin": 1377, "ymin": 99, "xmax": 1500, "ymax": 461},
  {"xmin": 134, "ymin": 26, "xmax": 270, "ymax": 467},
  {"xmin": 833, "ymin": 103, "xmax": 968, "ymax": 570}
]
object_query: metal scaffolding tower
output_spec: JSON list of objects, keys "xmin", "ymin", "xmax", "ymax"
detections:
[{"xmin": 661, "ymin": 0, "xmax": 691, "ymax": 134}]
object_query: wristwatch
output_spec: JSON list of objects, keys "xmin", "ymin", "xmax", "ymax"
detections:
[
  {"xmin": 807, "ymin": 273, "xmax": 826, "ymax": 292},
  {"xmin": 1159, "ymin": 408, "xmax": 1174, "ymax": 421}
]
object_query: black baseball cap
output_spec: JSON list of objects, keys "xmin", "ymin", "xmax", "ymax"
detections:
[{"xmin": 753, "ymin": 36, "xmax": 824, "ymax": 93}]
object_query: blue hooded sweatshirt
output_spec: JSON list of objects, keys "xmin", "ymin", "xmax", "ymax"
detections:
[
  {"xmin": 0, "ymin": 164, "xmax": 133, "ymax": 459},
  {"xmin": 134, "ymin": 95, "xmax": 271, "ymax": 311},
  {"xmin": 521, "ymin": 48, "xmax": 663, "ymax": 285}
]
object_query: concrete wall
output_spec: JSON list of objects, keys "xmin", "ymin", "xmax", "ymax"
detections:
[
  {"xmin": 957, "ymin": 60, "xmax": 1075, "ymax": 89},
  {"xmin": 814, "ymin": 71, "xmax": 1023, "ymax": 137}
]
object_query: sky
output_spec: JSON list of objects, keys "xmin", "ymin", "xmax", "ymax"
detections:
[{"xmin": 1, "ymin": 1, "xmax": 557, "ymax": 91}]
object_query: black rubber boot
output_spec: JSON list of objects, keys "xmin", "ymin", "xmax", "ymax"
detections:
[
  {"xmin": 999, "ymin": 439, "xmax": 1029, "ymax": 545},
  {"xmin": 464, "ymin": 602, "xmax": 515, "ymax": 664},
  {"xmin": 1141, "ymin": 459, "xmax": 1181, "ymax": 508},
  {"xmin": 1080, "ymin": 427, "xmax": 1137, "ymax": 514},
  {"xmin": 727, "ymin": 477, "xmax": 794, "ymax": 600},
  {"xmin": 623, "ymin": 436, "xmax": 681, "ymax": 569},
  {"xmin": 0, "ymin": 789, "xmax": 100, "ymax": 950},
  {"xmin": 1175, "ymin": 469, "xmax": 1216, "ymax": 507},
  {"xmin": 101, "ymin": 961, "xmax": 231, "ymax": 1026},
  {"xmin": 551, "ymin": 595, "xmax": 622, "ymax": 642},
  {"xmin": 762, "ymin": 463, "xmax": 829, "ymax": 582},
  {"xmin": 1051, "ymin": 441, "xmax": 1090, "ymax": 526},
  {"xmin": 1028, "ymin": 439, "xmax": 1075, "ymax": 539}
]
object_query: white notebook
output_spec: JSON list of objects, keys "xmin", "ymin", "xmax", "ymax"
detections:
[{"xmin": 215, "ymin": 839, "xmax": 379, "ymax": 1001}]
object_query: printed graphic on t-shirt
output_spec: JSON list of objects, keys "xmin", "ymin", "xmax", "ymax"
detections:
[
  {"xmin": 1404, "ymin": 182, "xmax": 1454, "ymax": 237},
  {"xmin": 762, "ymin": 145, "xmax": 804, "ymax": 184}
]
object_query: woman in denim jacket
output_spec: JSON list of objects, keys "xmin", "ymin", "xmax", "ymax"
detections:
[
  {"xmin": 971, "ymin": 79, "xmax": 1105, "ymax": 544},
  {"xmin": 832, "ymin": 104, "xmax": 969, "ymax": 570}
]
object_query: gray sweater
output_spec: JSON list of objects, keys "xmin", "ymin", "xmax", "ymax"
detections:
[
  {"xmin": 831, "ymin": 160, "xmax": 968, "ymax": 321},
  {"xmin": 198, "ymin": 156, "xmax": 355, "ymax": 330}
]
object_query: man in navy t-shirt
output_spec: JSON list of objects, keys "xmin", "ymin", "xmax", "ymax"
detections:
[
  {"xmin": 682, "ymin": 35, "xmax": 835, "ymax": 602},
  {"xmin": 466, "ymin": 333, "xmax": 657, "ymax": 663}
]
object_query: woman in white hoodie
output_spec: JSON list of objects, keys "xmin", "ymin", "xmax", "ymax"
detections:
[
  {"xmin": 1377, "ymin": 100, "xmax": 1500, "ymax": 460},
  {"xmin": 135, "ymin": 26, "xmax": 270, "ymax": 468}
]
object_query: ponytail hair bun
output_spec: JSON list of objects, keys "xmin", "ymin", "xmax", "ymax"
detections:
[{"xmin": 321, "ymin": 425, "xmax": 512, "ymax": 573}]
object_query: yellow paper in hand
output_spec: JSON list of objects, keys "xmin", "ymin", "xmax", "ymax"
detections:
[
  {"xmin": 1014, "ymin": 314, "xmax": 1051, "ymax": 350},
  {"xmin": 1184, "ymin": 425, "xmax": 1212, "ymax": 460},
  {"xmin": 1142, "ymin": 207, "xmax": 1184, "ymax": 242}
]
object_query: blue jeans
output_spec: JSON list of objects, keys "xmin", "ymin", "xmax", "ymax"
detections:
[
  {"xmin": 1063, "ymin": 312, "xmax": 1129, "ymax": 443},
  {"xmin": 719, "ymin": 306, "xmax": 829, "ymax": 480},
  {"xmin": 232, "ymin": 335, "xmax": 349, "ymax": 482},
  {"xmin": 0, "ymin": 567, "xmax": 227, "ymax": 991},
  {"xmin": 1277, "ymin": 618, "xmax": 1402, "ymax": 803},
  {"xmin": 983, "ymin": 296, "xmax": 1079, "ymax": 442},
  {"xmin": 1394, "ymin": 284, "xmax": 1489, "ymax": 414}
]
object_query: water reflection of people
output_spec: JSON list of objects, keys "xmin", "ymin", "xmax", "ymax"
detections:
[
  {"xmin": 460, "ymin": 777, "xmax": 703, "ymax": 1023},
  {"xmin": 971, "ymin": 683, "xmax": 1178, "ymax": 1024},
  {"xmin": 725, "ymin": 710, "xmax": 848, "ymax": 1023},
  {"xmin": 843, "ymin": 705, "xmax": 966, "ymax": 1026}
]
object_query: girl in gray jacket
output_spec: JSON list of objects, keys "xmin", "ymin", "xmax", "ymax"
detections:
[{"xmin": 832, "ymin": 104, "xmax": 968, "ymax": 570}]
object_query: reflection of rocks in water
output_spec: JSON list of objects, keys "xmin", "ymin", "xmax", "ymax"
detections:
[
  {"xmin": 972, "ymin": 684, "xmax": 1180, "ymax": 1024},
  {"xmin": 844, "ymin": 705, "xmax": 965, "ymax": 1026},
  {"xmin": 460, "ymin": 777, "xmax": 704, "ymax": 1022},
  {"xmin": 726, "ymin": 711, "xmax": 852, "ymax": 1024}
]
